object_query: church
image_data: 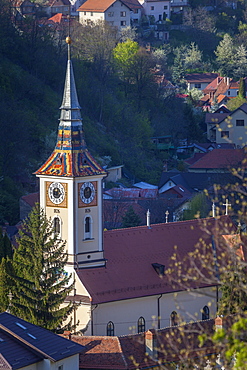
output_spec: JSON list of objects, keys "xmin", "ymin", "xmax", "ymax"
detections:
[{"xmin": 35, "ymin": 38, "xmax": 238, "ymax": 336}]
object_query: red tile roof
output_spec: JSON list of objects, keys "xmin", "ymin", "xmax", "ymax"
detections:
[
  {"xmin": 77, "ymin": 0, "xmax": 132, "ymax": 12},
  {"xmin": 20, "ymin": 192, "xmax": 39, "ymax": 207},
  {"xmin": 71, "ymin": 319, "xmax": 220, "ymax": 369},
  {"xmin": 189, "ymin": 148, "xmax": 246, "ymax": 170},
  {"xmin": 77, "ymin": 216, "xmax": 236, "ymax": 304}
]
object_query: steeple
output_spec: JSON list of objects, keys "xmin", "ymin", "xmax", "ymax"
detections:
[{"xmin": 35, "ymin": 38, "xmax": 106, "ymax": 178}]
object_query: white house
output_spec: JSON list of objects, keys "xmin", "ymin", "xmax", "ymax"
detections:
[
  {"xmin": 139, "ymin": 0, "xmax": 171, "ymax": 22},
  {"xmin": 77, "ymin": 0, "xmax": 142, "ymax": 28}
]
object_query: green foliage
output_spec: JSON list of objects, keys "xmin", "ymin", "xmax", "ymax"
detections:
[
  {"xmin": 11, "ymin": 205, "xmax": 75, "ymax": 331},
  {"xmin": 182, "ymin": 192, "xmax": 209, "ymax": 220},
  {"xmin": 227, "ymin": 96, "xmax": 247, "ymax": 111},
  {"xmin": 0, "ymin": 257, "xmax": 12, "ymax": 312},
  {"xmin": 122, "ymin": 206, "xmax": 141, "ymax": 228},
  {"xmin": 238, "ymin": 77, "xmax": 246, "ymax": 99},
  {"xmin": 0, "ymin": 228, "xmax": 12, "ymax": 261}
]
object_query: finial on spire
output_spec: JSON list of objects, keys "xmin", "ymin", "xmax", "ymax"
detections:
[{"xmin": 66, "ymin": 13, "xmax": 71, "ymax": 60}]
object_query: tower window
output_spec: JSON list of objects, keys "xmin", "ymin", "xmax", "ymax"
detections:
[
  {"xmin": 170, "ymin": 311, "xmax": 178, "ymax": 326},
  {"xmin": 137, "ymin": 316, "xmax": 145, "ymax": 333},
  {"xmin": 202, "ymin": 305, "xmax": 210, "ymax": 320},
  {"xmin": 53, "ymin": 217, "xmax": 61, "ymax": 238},
  {"xmin": 84, "ymin": 216, "xmax": 93, "ymax": 240},
  {"xmin": 106, "ymin": 321, "xmax": 114, "ymax": 336}
]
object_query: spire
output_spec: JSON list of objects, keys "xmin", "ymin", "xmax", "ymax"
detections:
[{"xmin": 35, "ymin": 38, "xmax": 106, "ymax": 178}]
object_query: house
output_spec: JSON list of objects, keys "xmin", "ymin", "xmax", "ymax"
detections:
[
  {"xmin": 185, "ymin": 73, "xmax": 219, "ymax": 91},
  {"xmin": 105, "ymin": 164, "xmax": 123, "ymax": 183},
  {"xmin": 77, "ymin": 0, "xmax": 143, "ymax": 28},
  {"xmin": 170, "ymin": 0, "xmax": 188, "ymax": 13},
  {"xmin": 139, "ymin": 0, "xmax": 171, "ymax": 22},
  {"xmin": 188, "ymin": 148, "xmax": 246, "ymax": 173},
  {"xmin": 45, "ymin": 0, "xmax": 71, "ymax": 16},
  {"xmin": 203, "ymin": 76, "xmax": 247, "ymax": 109},
  {"xmin": 206, "ymin": 103, "xmax": 247, "ymax": 147},
  {"xmin": 0, "ymin": 312, "xmax": 83, "ymax": 370},
  {"xmin": 68, "ymin": 319, "xmax": 219, "ymax": 369}
]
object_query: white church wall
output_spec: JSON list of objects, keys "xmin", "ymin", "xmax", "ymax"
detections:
[{"xmin": 92, "ymin": 286, "xmax": 217, "ymax": 336}]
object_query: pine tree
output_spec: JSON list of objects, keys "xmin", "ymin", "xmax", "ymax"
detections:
[
  {"xmin": 122, "ymin": 206, "xmax": 141, "ymax": 228},
  {"xmin": 0, "ymin": 257, "xmax": 12, "ymax": 312},
  {"xmin": 0, "ymin": 227, "xmax": 13, "ymax": 261},
  {"xmin": 11, "ymin": 205, "xmax": 75, "ymax": 331},
  {"xmin": 239, "ymin": 77, "xmax": 246, "ymax": 99}
]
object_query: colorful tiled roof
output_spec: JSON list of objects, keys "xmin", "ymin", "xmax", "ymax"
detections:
[
  {"xmin": 35, "ymin": 57, "xmax": 106, "ymax": 178},
  {"xmin": 77, "ymin": 216, "xmax": 236, "ymax": 304}
]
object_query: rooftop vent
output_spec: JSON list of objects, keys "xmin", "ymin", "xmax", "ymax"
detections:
[{"xmin": 152, "ymin": 263, "xmax": 165, "ymax": 277}]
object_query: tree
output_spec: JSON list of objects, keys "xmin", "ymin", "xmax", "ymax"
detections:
[
  {"xmin": 239, "ymin": 77, "xmax": 246, "ymax": 99},
  {"xmin": 184, "ymin": 42, "xmax": 203, "ymax": 70},
  {"xmin": 11, "ymin": 205, "xmax": 75, "ymax": 332},
  {"xmin": 0, "ymin": 227, "xmax": 12, "ymax": 261},
  {"xmin": 215, "ymin": 33, "xmax": 235, "ymax": 76},
  {"xmin": 182, "ymin": 192, "xmax": 209, "ymax": 220},
  {"xmin": 113, "ymin": 39, "xmax": 139, "ymax": 83},
  {"xmin": 122, "ymin": 206, "xmax": 141, "ymax": 228},
  {"xmin": 0, "ymin": 257, "xmax": 12, "ymax": 312},
  {"xmin": 227, "ymin": 95, "xmax": 247, "ymax": 111}
]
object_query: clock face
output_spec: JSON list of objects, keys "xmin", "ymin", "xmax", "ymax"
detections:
[
  {"xmin": 80, "ymin": 182, "xmax": 95, "ymax": 204},
  {"xmin": 48, "ymin": 182, "xmax": 65, "ymax": 205}
]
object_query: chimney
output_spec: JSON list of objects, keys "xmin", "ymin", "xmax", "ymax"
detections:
[
  {"xmin": 215, "ymin": 316, "xmax": 223, "ymax": 331},
  {"xmin": 63, "ymin": 330, "xmax": 72, "ymax": 340},
  {"xmin": 145, "ymin": 330, "xmax": 157, "ymax": 358},
  {"xmin": 217, "ymin": 77, "xmax": 221, "ymax": 85},
  {"xmin": 147, "ymin": 209, "xmax": 150, "ymax": 227},
  {"xmin": 227, "ymin": 77, "xmax": 230, "ymax": 86}
]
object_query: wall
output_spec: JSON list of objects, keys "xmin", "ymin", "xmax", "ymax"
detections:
[
  {"xmin": 92, "ymin": 287, "xmax": 217, "ymax": 336},
  {"xmin": 215, "ymin": 109, "xmax": 247, "ymax": 148}
]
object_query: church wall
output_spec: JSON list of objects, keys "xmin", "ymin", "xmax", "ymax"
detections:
[{"xmin": 92, "ymin": 287, "xmax": 217, "ymax": 336}]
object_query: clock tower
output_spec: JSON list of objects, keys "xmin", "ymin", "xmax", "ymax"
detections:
[{"xmin": 35, "ymin": 37, "xmax": 107, "ymax": 271}]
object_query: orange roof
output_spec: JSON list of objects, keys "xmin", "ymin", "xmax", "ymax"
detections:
[
  {"xmin": 78, "ymin": 0, "xmax": 131, "ymax": 12},
  {"xmin": 48, "ymin": 13, "xmax": 63, "ymax": 23}
]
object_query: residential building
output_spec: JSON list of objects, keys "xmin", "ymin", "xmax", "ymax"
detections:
[
  {"xmin": 206, "ymin": 103, "xmax": 247, "ymax": 147},
  {"xmin": 45, "ymin": 0, "xmax": 71, "ymax": 16},
  {"xmin": 77, "ymin": 0, "xmax": 143, "ymax": 28},
  {"xmin": 35, "ymin": 38, "xmax": 238, "ymax": 337},
  {"xmin": 170, "ymin": 0, "xmax": 188, "ymax": 13},
  {"xmin": 0, "ymin": 312, "xmax": 83, "ymax": 370},
  {"xmin": 139, "ymin": 0, "xmax": 171, "ymax": 22},
  {"xmin": 185, "ymin": 73, "xmax": 219, "ymax": 91}
]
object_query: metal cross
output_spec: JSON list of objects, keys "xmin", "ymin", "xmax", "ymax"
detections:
[{"xmin": 223, "ymin": 199, "xmax": 231, "ymax": 215}]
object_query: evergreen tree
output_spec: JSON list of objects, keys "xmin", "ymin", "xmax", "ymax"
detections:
[
  {"xmin": 122, "ymin": 206, "xmax": 141, "ymax": 228},
  {"xmin": 239, "ymin": 77, "xmax": 246, "ymax": 99},
  {"xmin": 215, "ymin": 33, "xmax": 235, "ymax": 77},
  {"xmin": 0, "ymin": 228, "xmax": 13, "ymax": 261},
  {"xmin": 11, "ymin": 205, "xmax": 75, "ymax": 331},
  {"xmin": 0, "ymin": 257, "xmax": 12, "ymax": 312}
]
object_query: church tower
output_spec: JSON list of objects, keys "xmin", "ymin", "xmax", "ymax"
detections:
[{"xmin": 35, "ymin": 37, "xmax": 107, "ymax": 271}]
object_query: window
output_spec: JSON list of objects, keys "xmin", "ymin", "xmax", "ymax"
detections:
[
  {"xmin": 121, "ymin": 20, "xmax": 126, "ymax": 26},
  {"xmin": 91, "ymin": 12, "xmax": 93, "ymax": 16},
  {"xmin": 151, "ymin": 6, "xmax": 154, "ymax": 10},
  {"xmin": 53, "ymin": 217, "xmax": 61, "ymax": 238},
  {"xmin": 164, "ymin": 5, "xmax": 168, "ymax": 9},
  {"xmin": 170, "ymin": 311, "xmax": 179, "ymax": 326},
  {"xmin": 194, "ymin": 83, "xmax": 201, "ymax": 89},
  {"xmin": 202, "ymin": 306, "xmax": 210, "ymax": 320},
  {"xmin": 58, "ymin": 366, "xmax": 63, "ymax": 370},
  {"xmin": 107, "ymin": 321, "xmax": 114, "ymax": 336},
  {"xmin": 120, "ymin": 11, "xmax": 126, "ymax": 16},
  {"xmin": 236, "ymin": 119, "xmax": 244, "ymax": 126},
  {"xmin": 84, "ymin": 11, "xmax": 86, "ymax": 15},
  {"xmin": 228, "ymin": 90, "xmax": 231, "ymax": 96},
  {"xmin": 84, "ymin": 216, "xmax": 92, "ymax": 240},
  {"xmin": 221, "ymin": 131, "xmax": 229, "ymax": 138},
  {"xmin": 108, "ymin": 11, "xmax": 114, "ymax": 16},
  {"xmin": 137, "ymin": 316, "xmax": 145, "ymax": 333},
  {"xmin": 133, "ymin": 9, "xmax": 138, "ymax": 13}
]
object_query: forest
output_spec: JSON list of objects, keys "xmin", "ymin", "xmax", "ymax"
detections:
[{"xmin": 1, "ymin": 0, "xmax": 247, "ymax": 224}]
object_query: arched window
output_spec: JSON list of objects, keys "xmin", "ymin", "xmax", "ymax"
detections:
[
  {"xmin": 53, "ymin": 216, "xmax": 61, "ymax": 238},
  {"xmin": 170, "ymin": 311, "xmax": 179, "ymax": 326},
  {"xmin": 137, "ymin": 316, "xmax": 145, "ymax": 333},
  {"xmin": 84, "ymin": 216, "xmax": 92, "ymax": 240},
  {"xmin": 106, "ymin": 321, "xmax": 114, "ymax": 336},
  {"xmin": 202, "ymin": 305, "xmax": 210, "ymax": 320}
]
